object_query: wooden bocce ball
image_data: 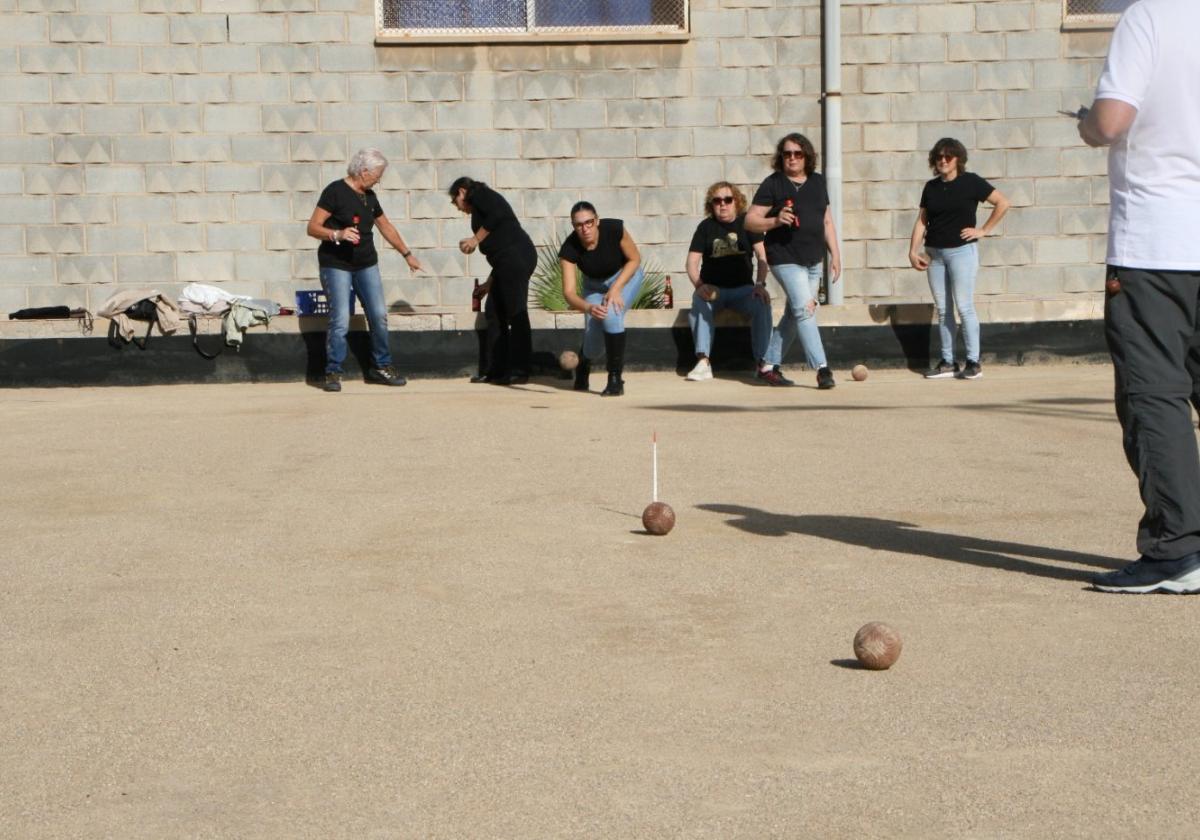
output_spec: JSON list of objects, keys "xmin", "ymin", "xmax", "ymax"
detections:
[
  {"xmin": 642, "ymin": 502, "xmax": 675, "ymax": 536},
  {"xmin": 851, "ymin": 364, "xmax": 869, "ymax": 382},
  {"xmin": 853, "ymin": 622, "xmax": 902, "ymax": 670},
  {"xmin": 559, "ymin": 350, "xmax": 579, "ymax": 371}
]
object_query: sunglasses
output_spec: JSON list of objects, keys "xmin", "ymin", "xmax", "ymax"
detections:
[
  {"xmin": 711, "ymin": 196, "xmax": 735, "ymax": 206},
  {"xmin": 781, "ymin": 150, "xmax": 804, "ymax": 159},
  {"xmin": 935, "ymin": 154, "xmax": 957, "ymax": 162}
]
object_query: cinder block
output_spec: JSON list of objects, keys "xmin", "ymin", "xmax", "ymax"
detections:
[
  {"xmin": 174, "ymin": 135, "xmax": 231, "ymax": 162},
  {"xmin": 144, "ymin": 0, "xmax": 200, "ymax": 10},
  {"xmin": 550, "ymin": 159, "xmax": 607, "ymax": 189},
  {"xmin": 204, "ymin": 164, "xmax": 260, "ymax": 192},
  {"xmin": 665, "ymin": 157, "xmax": 723, "ymax": 187},
  {"xmin": 862, "ymin": 66, "xmax": 917, "ymax": 94},
  {"xmin": 607, "ymin": 99, "xmax": 664, "ymax": 129},
  {"xmin": 844, "ymin": 209, "xmax": 892, "ymax": 240},
  {"xmin": 23, "ymin": 104, "xmax": 81, "ymax": 134},
  {"xmin": 722, "ymin": 97, "xmax": 777, "ymax": 126},
  {"xmin": 260, "ymin": 44, "xmax": 318, "ymax": 73},
  {"xmin": 1007, "ymin": 148, "xmax": 1060, "ymax": 178},
  {"xmin": 981, "ymin": 236, "xmax": 1033, "ymax": 266},
  {"xmin": 1062, "ymin": 264, "xmax": 1100, "ymax": 293},
  {"xmin": 143, "ymin": 104, "xmax": 203, "ymax": 133},
  {"xmin": 0, "ymin": 74, "xmax": 52, "ymax": 104},
  {"xmin": 691, "ymin": 126, "xmax": 750, "ymax": 157},
  {"xmin": 176, "ymin": 194, "xmax": 232, "ymax": 223},
  {"xmin": 52, "ymin": 74, "xmax": 109, "ymax": 103},
  {"xmin": 664, "ymin": 99, "xmax": 717, "ymax": 129},
  {"xmin": 918, "ymin": 64, "xmax": 973, "ymax": 92},
  {"xmin": 27, "ymin": 225, "xmax": 84, "ymax": 254},
  {"xmin": 689, "ymin": 68, "xmax": 748, "ymax": 97},
  {"xmin": 200, "ymin": 44, "xmax": 261, "ymax": 73},
  {"xmin": 977, "ymin": 61, "xmax": 1032, "ymax": 91},
  {"xmin": 521, "ymin": 72, "xmax": 575, "ymax": 101},
  {"xmin": 286, "ymin": 73, "xmax": 344, "ymax": 104},
  {"xmin": 518, "ymin": 188, "xmax": 579, "ymax": 219},
  {"xmin": 864, "ymin": 6, "xmax": 915, "ymax": 35},
  {"xmin": 85, "ymin": 223, "xmax": 144, "ymax": 254},
  {"xmin": 544, "ymin": 44, "xmax": 602, "ymax": 72},
  {"xmin": 578, "ymin": 70, "xmax": 634, "ymax": 101},
  {"xmin": 229, "ymin": 14, "xmax": 288, "ymax": 43},
  {"xmin": 260, "ymin": 163, "xmax": 320, "ymax": 193},
  {"xmin": 842, "ymin": 35, "xmax": 891, "ymax": 65},
  {"xmin": 890, "ymin": 92, "xmax": 947, "ymax": 123},
  {"xmin": 1035, "ymin": 177, "xmax": 1091, "ymax": 206},
  {"xmin": 83, "ymin": 165, "xmax": 143, "ymax": 194},
  {"xmin": 1006, "ymin": 31, "xmax": 1061, "ymax": 61},
  {"xmin": 141, "ymin": 45, "xmax": 201, "ymax": 74},
  {"xmin": 49, "ymin": 15, "xmax": 105, "ymax": 42},
  {"xmin": 112, "ymin": 75, "xmax": 172, "ymax": 103},
  {"xmin": 56, "ymin": 195, "xmax": 113, "ymax": 223},
  {"xmin": 1005, "ymin": 89, "xmax": 1062, "ymax": 119},
  {"xmin": 434, "ymin": 101, "xmax": 492, "ymax": 131},
  {"xmin": 976, "ymin": 121, "xmax": 1032, "ymax": 150},
  {"xmin": 487, "ymin": 44, "xmax": 546, "ymax": 72},
  {"xmin": 263, "ymin": 222, "xmax": 308, "ymax": 251},
  {"xmin": 170, "ymin": 14, "xmax": 228, "ymax": 43},
  {"xmin": 114, "ymin": 135, "xmax": 172, "ymax": 163},
  {"xmin": 1060, "ymin": 147, "xmax": 1106, "ymax": 177},
  {"xmin": 115, "ymin": 195, "xmax": 174, "ymax": 223},
  {"xmin": 865, "ymin": 181, "xmax": 922, "ymax": 211},
  {"xmin": 114, "ymin": 254, "xmax": 176, "ymax": 284},
  {"xmin": 21, "ymin": 44, "xmax": 80, "ymax": 73},
  {"xmin": 1033, "ymin": 61, "xmax": 1092, "ymax": 90},
  {"xmin": 947, "ymin": 92, "xmax": 1004, "ymax": 121},
  {"xmin": 407, "ymin": 72, "xmax": 462, "ymax": 102},
  {"xmin": 262, "ymin": 104, "xmax": 318, "ymax": 134},
  {"xmin": 864, "ymin": 123, "xmax": 918, "ymax": 153},
  {"xmin": 610, "ymin": 157, "xmax": 666, "ymax": 188},
  {"xmin": 948, "ymin": 33, "xmax": 1005, "ymax": 62},
  {"xmin": 319, "ymin": 102, "xmax": 376, "ymax": 133},
  {"xmin": 319, "ymin": 44, "xmax": 377, "ymax": 72},
  {"xmin": 494, "ymin": 160, "xmax": 553, "ymax": 190},
  {"xmin": 15, "ymin": 164, "xmax": 74, "ymax": 197},
  {"xmin": 233, "ymin": 252, "xmax": 290, "ymax": 284},
  {"xmin": 1033, "ymin": 118, "xmax": 1084, "ymax": 149},
  {"xmin": 603, "ymin": 44, "xmax": 661, "ymax": 71},
  {"xmin": 917, "ymin": 4, "xmax": 973, "ymax": 33},
  {"xmin": 205, "ymin": 223, "xmax": 262, "ymax": 251},
  {"xmin": 494, "ymin": 100, "xmax": 546, "ymax": 130},
  {"xmin": 521, "ymin": 130, "xmax": 576, "ymax": 160},
  {"xmin": 231, "ymin": 74, "xmax": 290, "ymax": 103},
  {"xmin": 894, "ymin": 34, "xmax": 946, "ymax": 64},
  {"xmin": 464, "ymin": 131, "xmax": 521, "ymax": 160},
  {"xmin": 177, "ymin": 251, "xmax": 235, "ymax": 283},
  {"xmin": 172, "ymin": 74, "xmax": 231, "ymax": 103},
  {"xmin": 147, "ymin": 223, "xmax": 204, "ymax": 252},
  {"xmin": 406, "ymin": 131, "xmax": 463, "ymax": 161},
  {"xmin": 1059, "ymin": 206, "xmax": 1106, "ymax": 235},
  {"xmin": 288, "ymin": 12, "xmax": 344, "ymax": 43},
  {"xmin": 547, "ymin": 100, "xmax": 604, "ymax": 131},
  {"xmin": 0, "ymin": 256, "xmax": 55, "ymax": 285},
  {"xmin": 977, "ymin": 2, "xmax": 1033, "ymax": 32},
  {"xmin": 80, "ymin": 104, "xmax": 139, "ymax": 134},
  {"xmin": 635, "ymin": 127, "xmax": 690, "ymax": 158},
  {"xmin": 746, "ymin": 9, "xmax": 805, "ymax": 38},
  {"xmin": 58, "ymin": 255, "xmax": 115, "ymax": 285},
  {"xmin": 745, "ymin": 67, "xmax": 808, "ymax": 98},
  {"xmin": 109, "ymin": 14, "xmax": 168, "ymax": 43}
]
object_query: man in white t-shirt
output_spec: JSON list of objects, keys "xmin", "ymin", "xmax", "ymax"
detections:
[{"xmin": 1079, "ymin": 0, "xmax": 1200, "ymax": 593}]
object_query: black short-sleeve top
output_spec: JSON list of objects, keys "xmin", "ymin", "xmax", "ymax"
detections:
[
  {"xmin": 558, "ymin": 218, "xmax": 627, "ymax": 279},
  {"xmin": 688, "ymin": 214, "xmax": 764, "ymax": 288},
  {"xmin": 751, "ymin": 171, "xmax": 829, "ymax": 267},
  {"xmin": 468, "ymin": 183, "xmax": 532, "ymax": 259},
  {"xmin": 919, "ymin": 172, "xmax": 995, "ymax": 249},
  {"xmin": 316, "ymin": 179, "xmax": 384, "ymax": 270}
]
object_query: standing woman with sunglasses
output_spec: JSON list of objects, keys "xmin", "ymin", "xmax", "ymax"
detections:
[
  {"xmin": 908, "ymin": 138, "xmax": 1010, "ymax": 380},
  {"xmin": 449, "ymin": 176, "xmax": 537, "ymax": 385},
  {"xmin": 745, "ymin": 132, "xmax": 841, "ymax": 389},
  {"xmin": 558, "ymin": 201, "xmax": 645, "ymax": 396}
]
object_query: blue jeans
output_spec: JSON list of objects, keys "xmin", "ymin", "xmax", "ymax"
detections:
[
  {"xmin": 320, "ymin": 264, "xmax": 392, "ymax": 374},
  {"xmin": 926, "ymin": 242, "xmax": 979, "ymax": 364},
  {"xmin": 765, "ymin": 262, "xmax": 827, "ymax": 369},
  {"xmin": 581, "ymin": 267, "xmax": 645, "ymax": 359},
  {"xmin": 689, "ymin": 284, "xmax": 771, "ymax": 362}
]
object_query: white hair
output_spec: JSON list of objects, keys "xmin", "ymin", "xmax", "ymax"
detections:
[{"xmin": 347, "ymin": 148, "xmax": 388, "ymax": 178}]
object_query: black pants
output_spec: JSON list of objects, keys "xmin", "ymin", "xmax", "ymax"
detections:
[
  {"xmin": 483, "ymin": 242, "xmax": 536, "ymax": 378},
  {"xmin": 1105, "ymin": 266, "xmax": 1200, "ymax": 559}
]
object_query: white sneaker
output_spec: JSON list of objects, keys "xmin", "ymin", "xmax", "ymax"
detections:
[{"xmin": 686, "ymin": 359, "xmax": 713, "ymax": 381}]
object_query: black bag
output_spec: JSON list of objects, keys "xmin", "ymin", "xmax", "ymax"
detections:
[
  {"xmin": 9, "ymin": 306, "xmax": 72, "ymax": 319},
  {"xmin": 188, "ymin": 313, "xmax": 225, "ymax": 360},
  {"xmin": 108, "ymin": 298, "xmax": 158, "ymax": 350}
]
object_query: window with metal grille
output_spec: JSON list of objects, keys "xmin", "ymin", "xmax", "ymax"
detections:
[
  {"xmin": 1063, "ymin": 0, "xmax": 1134, "ymax": 29},
  {"xmin": 376, "ymin": 0, "xmax": 689, "ymax": 43}
]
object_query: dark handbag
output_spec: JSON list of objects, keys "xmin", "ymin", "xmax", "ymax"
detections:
[
  {"xmin": 188, "ymin": 313, "xmax": 225, "ymax": 360},
  {"xmin": 107, "ymin": 298, "xmax": 158, "ymax": 350},
  {"xmin": 9, "ymin": 306, "xmax": 72, "ymax": 319}
]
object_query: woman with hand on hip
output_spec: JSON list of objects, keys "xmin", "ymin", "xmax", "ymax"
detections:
[
  {"xmin": 745, "ymin": 132, "xmax": 841, "ymax": 389},
  {"xmin": 449, "ymin": 176, "xmax": 537, "ymax": 385},
  {"xmin": 908, "ymin": 137, "xmax": 1010, "ymax": 381},
  {"xmin": 558, "ymin": 201, "xmax": 645, "ymax": 397},
  {"xmin": 305, "ymin": 147, "xmax": 422, "ymax": 393}
]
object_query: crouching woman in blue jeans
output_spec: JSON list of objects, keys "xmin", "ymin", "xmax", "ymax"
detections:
[
  {"xmin": 305, "ymin": 147, "xmax": 423, "ymax": 392},
  {"xmin": 559, "ymin": 201, "xmax": 645, "ymax": 397}
]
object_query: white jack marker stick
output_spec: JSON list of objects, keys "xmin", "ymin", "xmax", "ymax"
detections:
[{"xmin": 652, "ymin": 430, "xmax": 658, "ymax": 503}]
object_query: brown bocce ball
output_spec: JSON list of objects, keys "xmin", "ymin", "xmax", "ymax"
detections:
[
  {"xmin": 851, "ymin": 364, "xmax": 869, "ymax": 382},
  {"xmin": 559, "ymin": 350, "xmax": 579, "ymax": 371},
  {"xmin": 642, "ymin": 501, "xmax": 676, "ymax": 536},
  {"xmin": 853, "ymin": 622, "xmax": 902, "ymax": 670}
]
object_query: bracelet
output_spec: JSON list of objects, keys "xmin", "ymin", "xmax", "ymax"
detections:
[
  {"xmin": 331, "ymin": 231, "xmax": 339, "ymax": 244},
  {"xmin": 400, "ymin": 250, "xmax": 411, "ymax": 258}
]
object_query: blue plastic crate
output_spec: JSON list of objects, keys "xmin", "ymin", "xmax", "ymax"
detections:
[{"xmin": 295, "ymin": 290, "xmax": 356, "ymax": 317}]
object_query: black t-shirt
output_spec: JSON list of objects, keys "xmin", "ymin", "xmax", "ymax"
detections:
[
  {"xmin": 559, "ymin": 218, "xmax": 626, "ymax": 279},
  {"xmin": 688, "ymin": 214, "xmax": 764, "ymax": 288},
  {"xmin": 469, "ymin": 183, "xmax": 532, "ymax": 260},
  {"xmin": 316, "ymin": 179, "xmax": 384, "ymax": 270},
  {"xmin": 920, "ymin": 172, "xmax": 995, "ymax": 249},
  {"xmin": 751, "ymin": 170, "xmax": 829, "ymax": 266}
]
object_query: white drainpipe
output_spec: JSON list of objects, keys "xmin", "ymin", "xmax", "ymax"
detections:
[{"xmin": 823, "ymin": 0, "xmax": 844, "ymax": 305}]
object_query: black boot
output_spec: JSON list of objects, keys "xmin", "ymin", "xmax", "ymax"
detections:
[
  {"xmin": 573, "ymin": 352, "xmax": 590, "ymax": 391},
  {"xmin": 601, "ymin": 332, "xmax": 626, "ymax": 397}
]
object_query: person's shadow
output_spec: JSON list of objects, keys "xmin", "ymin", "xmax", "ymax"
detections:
[{"xmin": 697, "ymin": 505, "xmax": 1123, "ymax": 582}]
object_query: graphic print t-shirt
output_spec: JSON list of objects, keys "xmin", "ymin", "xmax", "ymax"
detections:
[{"xmin": 688, "ymin": 214, "xmax": 764, "ymax": 288}]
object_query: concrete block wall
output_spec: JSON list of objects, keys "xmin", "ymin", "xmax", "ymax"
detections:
[{"xmin": 0, "ymin": 0, "xmax": 1112, "ymax": 316}]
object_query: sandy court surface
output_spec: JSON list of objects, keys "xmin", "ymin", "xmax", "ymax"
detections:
[{"xmin": 2, "ymin": 363, "xmax": 1199, "ymax": 838}]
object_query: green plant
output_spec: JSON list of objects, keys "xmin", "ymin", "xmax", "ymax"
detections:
[{"xmin": 528, "ymin": 228, "xmax": 668, "ymax": 311}]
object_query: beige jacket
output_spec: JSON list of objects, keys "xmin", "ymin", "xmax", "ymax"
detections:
[{"xmin": 97, "ymin": 288, "xmax": 181, "ymax": 341}]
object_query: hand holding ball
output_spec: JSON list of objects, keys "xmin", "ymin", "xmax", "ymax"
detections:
[
  {"xmin": 699, "ymin": 284, "xmax": 720, "ymax": 302},
  {"xmin": 642, "ymin": 502, "xmax": 675, "ymax": 536},
  {"xmin": 853, "ymin": 622, "xmax": 902, "ymax": 670}
]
